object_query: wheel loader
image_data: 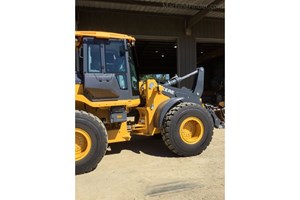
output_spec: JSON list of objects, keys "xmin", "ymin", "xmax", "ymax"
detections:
[{"xmin": 75, "ymin": 31, "xmax": 222, "ymax": 175}]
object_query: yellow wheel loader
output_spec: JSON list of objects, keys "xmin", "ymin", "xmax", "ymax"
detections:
[{"xmin": 75, "ymin": 31, "xmax": 221, "ymax": 175}]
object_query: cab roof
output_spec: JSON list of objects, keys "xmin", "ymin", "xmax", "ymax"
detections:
[{"xmin": 75, "ymin": 31, "xmax": 135, "ymax": 41}]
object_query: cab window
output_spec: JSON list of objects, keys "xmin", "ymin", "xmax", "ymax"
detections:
[
  {"xmin": 87, "ymin": 44, "xmax": 101, "ymax": 73},
  {"xmin": 105, "ymin": 40, "xmax": 127, "ymax": 89}
]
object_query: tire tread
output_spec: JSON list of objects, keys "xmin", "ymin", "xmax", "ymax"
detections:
[
  {"xmin": 75, "ymin": 110, "xmax": 108, "ymax": 174},
  {"xmin": 161, "ymin": 102, "xmax": 213, "ymax": 156}
]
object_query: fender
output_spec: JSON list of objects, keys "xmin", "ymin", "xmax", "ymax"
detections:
[{"xmin": 153, "ymin": 97, "xmax": 184, "ymax": 128}]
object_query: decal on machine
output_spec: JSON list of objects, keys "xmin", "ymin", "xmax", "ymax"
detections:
[{"xmin": 163, "ymin": 87, "xmax": 175, "ymax": 95}]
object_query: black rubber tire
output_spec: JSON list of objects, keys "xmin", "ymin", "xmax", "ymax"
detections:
[
  {"xmin": 75, "ymin": 110, "xmax": 108, "ymax": 175},
  {"xmin": 161, "ymin": 102, "xmax": 214, "ymax": 156}
]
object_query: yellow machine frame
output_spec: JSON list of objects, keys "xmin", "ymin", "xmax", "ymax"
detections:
[{"xmin": 76, "ymin": 79, "xmax": 170, "ymax": 143}]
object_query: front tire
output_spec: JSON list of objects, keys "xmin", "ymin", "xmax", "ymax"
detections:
[
  {"xmin": 161, "ymin": 102, "xmax": 213, "ymax": 156},
  {"xmin": 75, "ymin": 110, "xmax": 108, "ymax": 175}
]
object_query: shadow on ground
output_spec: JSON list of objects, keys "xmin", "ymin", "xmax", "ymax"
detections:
[{"xmin": 105, "ymin": 135, "xmax": 177, "ymax": 158}]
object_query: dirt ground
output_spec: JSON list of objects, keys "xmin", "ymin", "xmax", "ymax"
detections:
[{"xmin": 76, "ymin": 128, "xmax": 224, "ymax": 200}]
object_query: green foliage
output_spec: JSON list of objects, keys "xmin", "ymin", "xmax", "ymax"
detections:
[{"xmin": 139, "ymin": 74, "xmax": 170, "ymax": 83}]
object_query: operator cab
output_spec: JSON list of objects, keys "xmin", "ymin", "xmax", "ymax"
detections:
[{"xmin": 76, "ymin": 32, "xmax": 139, "ymax": 101}]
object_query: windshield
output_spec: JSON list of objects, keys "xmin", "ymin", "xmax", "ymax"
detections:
[
  {"xmin": 128, "ymin": 42, "xmax": 139, "ymax": 96},
  {"xmin": 105, "ymin": 40, "xmax": 126, "ymax": 73}
]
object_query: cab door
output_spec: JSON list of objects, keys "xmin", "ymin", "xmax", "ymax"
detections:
[{"xmin": 82, "ymin": 37, "xmax": 134, "ymax": 101}]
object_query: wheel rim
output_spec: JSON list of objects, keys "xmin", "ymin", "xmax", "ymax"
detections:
[
  {"xmin": 179, "ymin": 117, "xmax": 204, "ymax": 144},
  {"xmin": 75, "ymin": 128, "xmax": 92, "ymax": 161}
]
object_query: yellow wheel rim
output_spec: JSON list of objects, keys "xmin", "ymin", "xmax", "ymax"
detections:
[
  {"xmin": 75, "ymin": 128, "xmax": 92, "ymax": 161},
  {"xmin": 179, "ymin": 117, "xmax": 204, "ymax": 144}
]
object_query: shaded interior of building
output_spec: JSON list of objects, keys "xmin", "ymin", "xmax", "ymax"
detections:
[
  {"xmin": 134, "ymin": 40, "xmax": 224, "ymax": 105},
  {"xmin": 134, "ymin": 40, "xmax": 177, "ymax": 82},
  {"xmin": 197, "ymin": 43, "xmax": 224, "ymax": 104}
]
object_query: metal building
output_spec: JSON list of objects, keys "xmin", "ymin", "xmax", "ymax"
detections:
[{"xmin": 76, "ymin": 0, "xmax": 224, "ymax": 104}]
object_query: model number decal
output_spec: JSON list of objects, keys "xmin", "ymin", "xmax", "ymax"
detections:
[{"xmin": 163, "ymin": 88, "xmax": 175, "ymax": 95}]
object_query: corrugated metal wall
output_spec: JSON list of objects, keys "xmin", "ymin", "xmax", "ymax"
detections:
[
  {"xmin": 77, "ymin": 9, "xmax": 224, "ymax": 39},
  {"xmin": 77, "ymin": 9, "xmax": 184, "ymax": 36}
]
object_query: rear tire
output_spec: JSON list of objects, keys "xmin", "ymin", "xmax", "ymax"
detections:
[
  {"xmin": 161, "ymin": 102, "xmax": 213, "ymax": 156},
  {"xmin": 75, "ymin": 110, "xmax": 108, "ymax": 175}
]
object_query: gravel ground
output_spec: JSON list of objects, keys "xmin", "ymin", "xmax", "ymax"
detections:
[{"xmin": 76, "ymin": 128, "xmax": 224, "ymax": 200}]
